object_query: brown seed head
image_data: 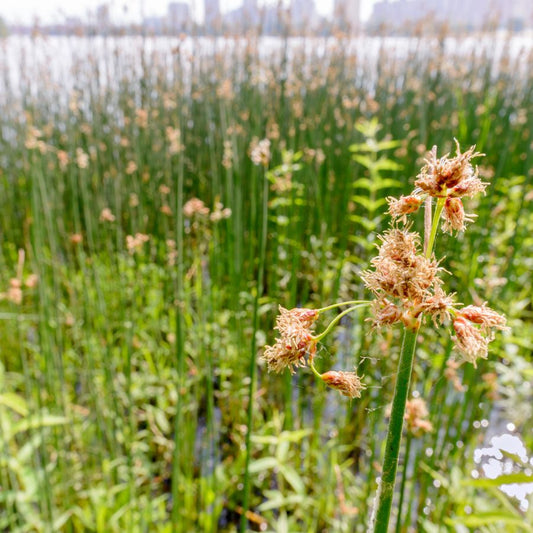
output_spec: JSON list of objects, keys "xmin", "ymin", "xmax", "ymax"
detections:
[
  {"xmin": 321, "ymin": 370, "xmax": 365, "ymax": 399},
  {"xmin": 183, "ymin": 198, "xmax": 210, "ymax": 218},
  {"xmin": 387, "ymin": 195, "xmax": 423, "ymax": 223},
  {"xmin": 458, "ymin": 304, "xmax": 507, "ymax": 335},
  {"xmin": 442, "ymin": 197, "xmax": 476, "ymax": 233},
  {"xmin": 415, "ymin": 141, "xmax": 485, "ymax": 198},
  {"xmin": 262, "ymin": 306, "xmax": 319, "ymax": 374},
  {"xmin": 362, "ymin": 228, "xmax": 440, "ymax": 303},
  {"xmin": 417, "ymin": 286, "xmax": 455, "ymax": 325},
  {"xmin": 371, "ymin": 298, "xmax": 402, "ymax": 328},
  {"xmin": 452, "ymin": 316, "xmax": 489, "ymax": 366}
]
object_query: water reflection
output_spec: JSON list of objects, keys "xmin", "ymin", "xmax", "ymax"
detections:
[{"xmin": 474, "ymin": 429, "xmax": 533, "ymax": 512}]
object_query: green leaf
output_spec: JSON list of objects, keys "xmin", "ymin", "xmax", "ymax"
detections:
[
  {"xmin": 11, "ymin": 415, "xmax": 68, "ymax": 438},
  {"xmin": 277, "ymin": 439, "xmax": 290, "ymax": 462},
  {"xmin": 348, "ymin": 142, "xmax": 374, "ymax": 153},
  {"xmin": 257, "ymin": 493, "xmax": 306, "ymax": 511},
  {"xmin": 463, "ymin": 473, "xmax": 533, "ymax": 487},
  {"xmin": 351, "ymin": 195, "xmax": 387, "ymax": 212},
  {"xmin": 0, "ymin": 393, "xmax": 28, "ymax": 416},
  {"xmin": 279, "ymin": 429, "xmax": 312, "ymax": 442},
  {"xmin": 446, "ymin": 512, "xmax": 533, "ymax": 531},
  {"xmin": 373, "ymin": 159, "xmax": 403, "ymax": 172},
  {"xmin": 352, "ymin": 177, "xmax": 373, "ymax": 189},
  {"xmin": 349, "ymin": 215, "xmax": 378, "ymax": 231},
  {"xmin": 376, "ymin": 139, "xmax": 402, "ymax": 151},
  {"xmin": 351, "ymin": 154, "xmax": 373, "ymax": 168},
  {"xmin": 249, "ymin": 457, "xmax": 278, "ymax": 473},
  {"xmin": 278, "ymin": 464, "xmax": 305, "ymax": 494}
]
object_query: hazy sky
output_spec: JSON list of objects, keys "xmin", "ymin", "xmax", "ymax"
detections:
[{"xmin": 1, "ymin": 0, "xmax": 379, "ymax": 24}]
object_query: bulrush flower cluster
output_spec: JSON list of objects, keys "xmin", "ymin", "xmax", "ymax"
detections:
[
  {"xmin": 361, "ymin": 227, "xmax": 445, "ymax": 329},
  {"xmin": 263, "ymin": 139, "xmax": 508, "ymax": 407},
  {"xmin": 365, "ymin": 141, "xmax": 507, "ymax": 366},
  {"xmin": 321, "ymin": 370, "xmax": 366, "ymax": 399},
  {"xmin": 451, "ymin": 305, "xmax": 508, "ymax": 366},
  {"xmin": 262, "ymin": 306, "xmax": 319, "ymax": 374},
  {"xmin": 387, "ymin": 141, "xmax": 487, "ymax": 233},
  {"xmin": 249, "ymin": 138, "xmax": 271, "ymax": 167},
  {"xmin": 262, "ymin": 305, "xmax": 366, "ymax": 399}
]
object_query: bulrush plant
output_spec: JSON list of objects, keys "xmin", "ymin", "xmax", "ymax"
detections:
[{"xmin": 261, "ymin": 141, "xmax": 508, "ymax": 532}]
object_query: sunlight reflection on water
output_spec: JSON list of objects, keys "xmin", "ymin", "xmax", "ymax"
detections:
[{"xmin": 473, "ymin": 426, "xmax": 533, "ymax": 512}]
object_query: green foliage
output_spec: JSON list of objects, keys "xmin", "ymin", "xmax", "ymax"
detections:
[{"xmin": 0, "ymin": 33, "xmax": 531, "ymax": 531}]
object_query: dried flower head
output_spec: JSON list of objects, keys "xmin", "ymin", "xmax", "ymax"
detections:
[
  {"xmin": 183, "ymin": 198, "xmax": 209, "ymax": 218},
  {"xmin": 0, "ymin": 278, "xmax": 23, "ymax": 305},
  {"xmin": 458, "ymin": 304, "xmax": 507, "ymax": 334},
  {"xmin": 387, "ymin": 195, "xmax": 423, "ymax": 223},
  {"xmin": 444, "ymin": 359, "xmax": 465, "ymax": 391},
  {"xmin": 99, "ymin": 208, "xmax": 116, "ymax": 222},
  {"xmin": 362, "ymin": 228, "xmax": 440, "ymax": 303},
  {"xmin": 371, "ymin": 298, "xmax": 402, "ymax": 328},
  {"xmin": 415, "ymin": 141, "xmax": 485, "ymax": 197},
  {"xmin": 126, "ymin": 233, "xmax": 150, "ymax": 254},
  {"xmin": 452, "ymin": 316, "xmax": 490, "ymax": 366},
  {"xmin": 250, "ymin": 138, "xmax": 271, "ymax": 167},
  {"xmin": 442, "ymin": 197, "xmax": 476, "ymax": 233},
  {"xmin": 417, "ymin": 286, "xmax": 455, "ymax": 325},
  {"xmin": 321, "ymin": 370, "xmax": 365, "ymax": 399},
  {"xmin": 262, "ymin": 307, "xmax": 318, "ymax": 373}
]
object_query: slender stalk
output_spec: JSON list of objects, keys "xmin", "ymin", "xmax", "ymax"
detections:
[
  {"xmin": 317, "ymin": 300, "xmax": 370, "ymax": 313},
  {"xmin": 314, "ymin": 303, "xmax": 370, "ymax": 342},
  {"xmin": 309, "ymin": 361, "xmax": 323, "ymax": 379},
  {"xmin": 372, "ymin": 325, "xmax": 420, "ymax": 533},
  {"xmin": 394, "ymin": 433, "xmax": 412, "ymax": 533},
  {"xmin": 372, "ymin": 196, "xmax": 443, "ymax": 532},
  {"xmin": 240, "ymin": 167, "xmax": 269, "ymax": 532},
  {"xmin": 424, "ymin": 197, "xmax": 445, "ymax": 259}
]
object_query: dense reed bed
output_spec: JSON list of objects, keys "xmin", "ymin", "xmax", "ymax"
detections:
[{"xmin": 0, "ymin": 33, "xmax": 532, "ymax": 532}]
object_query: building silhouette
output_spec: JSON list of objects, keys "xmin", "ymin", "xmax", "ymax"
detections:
[
  {"xmin": 368, "ymin": 0, "xmax": 533, "ymax": 31},
  {"xmin": 334, "ymin": 0, "xmax": 361, "ymax": 33},
  {"xmin": 290, "ymin": 0, "xmax": 319, "ymax": 33},
  {"xmin": 204, "ymin": 0, "xmax": 221, "ymax": 33},
  {"xmin": 167, "ymin": 2, "xmax": 190, "ymax": 32}
]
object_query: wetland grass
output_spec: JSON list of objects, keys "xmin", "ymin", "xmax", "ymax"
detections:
[{"xmin": 0, "ymin": 32, "xmax": 531, "ymax": 531}]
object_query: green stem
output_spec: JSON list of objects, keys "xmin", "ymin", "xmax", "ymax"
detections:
[
  {"xmin": 317, "ymin": 300, "xmax": 370, "ymax": 313},
  {"xmin": 309, "ymin": 361, "xmax": 323, "ymax": 379},
  {"xmin": 372, "ymin": 325, "xmax": 420, "ymax": 533},
  {"xmin": 313, "ymin": 303, "xmax": 370, "ymax": 342},
  {"xmin": 240, "ymin": 168, "xmax": 269, "ymax": 532},
  {"xmin": 394, "ymin": 432, "xmax": 412, "ymax": 533},
  {"xmin": 425, "ymin": 197, "xmax": 445, "ymax": 259}
]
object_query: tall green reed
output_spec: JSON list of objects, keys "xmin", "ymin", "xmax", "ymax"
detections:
[{"xmin": 0, "ymin": 32, "xmax": 531, "ymax": 531}]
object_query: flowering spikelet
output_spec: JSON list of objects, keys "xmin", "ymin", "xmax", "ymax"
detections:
[
  {"xmin": 452, "ymin": 316, "xmax": 490, "ymax": 366},
  {"xmin": 362, "ymin": 228, "xmax": 440, "ymax": 303},
  {"xmin": 417, "ymin": 286, "xmax": 455, "ymax": 325},
  {"xmin": 387, "ymin": 195, "xmax": 423, "ymax": 223},
  {"xmin": 183, "ymin": 198, "xmax": 209, "ymax": 218},
  {"xmin": 458, "ymin": 304, "xmax": 507, "ymax": 335},
  {"xmin": 442, "ymin": 197, "xmax": 476, "ymax": 233},
  {"xmin": 321, "ymin": 370, "xmax": 365, "ymax": 399},
  {"xmin": 415, "ymin": 141, "xmax": 486, "ymax": 197},
  {"xmin": 262, "ymin": 307, "xmax": 318, "ymax": 373},
  {"xmin": 250, "ymin": 138, "xmax": 271, "ymax": 167},
  {"xmin": 371, "ymin": 298, "xmax": 402, "ymax": 328}
]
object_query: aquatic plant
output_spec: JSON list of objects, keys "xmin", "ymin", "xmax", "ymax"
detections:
[{"xmin": 262, "ymin": 141, "xmax": 508, "ymax": 532}]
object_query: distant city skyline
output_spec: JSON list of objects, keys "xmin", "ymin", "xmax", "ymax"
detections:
[{"xmin": 0, "ymin": 0, "xmax": 379, "ymax": 24}]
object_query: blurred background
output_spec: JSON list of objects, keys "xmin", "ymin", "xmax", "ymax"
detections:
[{"xmin": 0, "ymin": 1, "xmax": 532, "ymax": 532}]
